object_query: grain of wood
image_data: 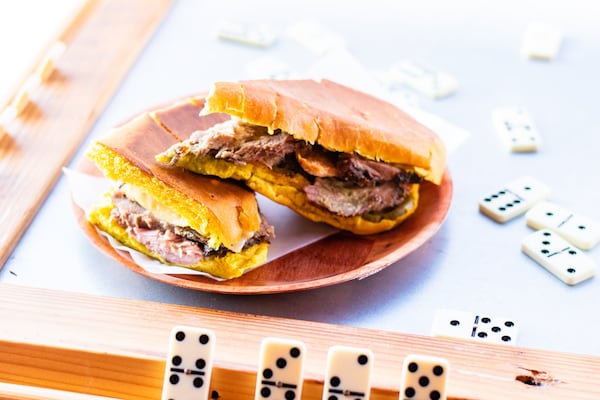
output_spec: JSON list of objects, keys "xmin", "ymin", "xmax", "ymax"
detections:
[
  {"xmin": 0, "ymin": 382, "xmax": 120, "ymax": 400},
  {"xmin": 0, "ymin": 283, "xmax": 598, "ymax": 399},
  {"xmin": 0, "ymin": 0, "xmax": 173, "ymax": 268}
]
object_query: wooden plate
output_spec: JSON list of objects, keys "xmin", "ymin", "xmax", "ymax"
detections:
[{"xmin": 74, "ymin": 155, "xmax": 452, "ymax": 294}]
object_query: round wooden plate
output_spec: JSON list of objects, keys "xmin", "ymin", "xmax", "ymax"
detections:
[{"xmin": 74, "ymin": 154, "xmax": 452, "ymax": 294}]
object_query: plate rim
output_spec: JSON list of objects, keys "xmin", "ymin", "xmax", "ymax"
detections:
[{"xmin": 74, "ymin": 162, "xmax": 452, "ymax": 295}]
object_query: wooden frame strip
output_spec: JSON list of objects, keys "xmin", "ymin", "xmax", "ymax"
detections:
[
  {"xmin": 0, "ymin": 283, "xmax": 598, "ymax": 399},
  {"xmin": 0, "ymin": 0, "xmax": 173, "ymax": 267}
]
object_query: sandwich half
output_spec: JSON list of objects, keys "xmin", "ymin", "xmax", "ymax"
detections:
[
  {"xmin": 85, "ymin": 99, "xmax": 274, "ymax": 279},
  {"xmin": 157, "ymin": 79, "xmax": 447, "ymax": 235}
]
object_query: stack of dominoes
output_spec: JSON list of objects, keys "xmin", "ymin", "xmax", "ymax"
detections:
[
  {"xmin": 161, "ymin": 326, "xmax": 451, "ymax": 400},
  {"xmin": 479, "ymin": 176, "xmax": 599, "ymax": 285}
]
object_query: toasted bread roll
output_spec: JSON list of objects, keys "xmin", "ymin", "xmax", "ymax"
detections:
[
  {"xmin": 158, "ymin": 80, "xmax": 446, "ymax": 235},
  {"xmin": 85, "ymin": 99, "xmax": 273, "ymax": 279}
]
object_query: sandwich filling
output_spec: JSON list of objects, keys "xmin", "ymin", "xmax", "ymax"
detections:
[
  {"xmin": 109, "ymin": 185, "xmax": 274, "ymax": 266},
  {"xmin": 164, "ymin": 119, "xmax": 423, "ymax": 221}
]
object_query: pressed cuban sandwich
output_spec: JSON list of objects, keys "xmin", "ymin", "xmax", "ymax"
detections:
[
  {"xmin": 157, "ymin": 79, "xmax": 447, "ymax": 235},
  {"xmin": 85, "ymin": 98, "xmax": 274, "ymax": 279}
]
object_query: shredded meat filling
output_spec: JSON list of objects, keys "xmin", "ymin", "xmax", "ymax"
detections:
[
  {"xmin": 110, "ymin": 191, "xmax": 273, "ymax": 265},
  {"xmin": 181, "ymin": 119, "xmax": 422, "ymax": 218}
]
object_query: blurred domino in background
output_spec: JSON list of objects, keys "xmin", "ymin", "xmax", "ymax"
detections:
[
  {"xmin": 246, "ymin": 56, "xmax": 296, "ymax": 80},
  {"xmin": 216, "ymin": 20, "xmax": 278, "ymax": 48},
  {"xmin": 521, "ymin": 22, "xmax": 562, "ymax": 60},
  {"xmin": 492, "ymin": 107, "xmax": 541, "ymax": 152},
  {"xmin": 286, "ymin": 20, "xmax": 346, "ymax": 55},
  {"xmin": 387, "ymin": 60, "xmax": 457, "ymax": 99}
]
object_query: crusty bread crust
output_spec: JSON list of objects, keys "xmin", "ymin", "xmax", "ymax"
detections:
[
  {"xmin": 86, "ymin": 109, "xmax": 262, "ymax": 252},
  {"xmin": 202, "ymin": 79, "xmax": 446, "ymax": 184},
  {"xmin": 150, "ymin": 97, "xmax": 229, "ymax": 141}
]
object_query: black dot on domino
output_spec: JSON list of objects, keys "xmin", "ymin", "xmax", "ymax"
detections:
[
  {"xmin": 450, "ymin": 319, "xmax": 460, "ymax": 326},
  {"xmin": 276, "ymin": 357, "xmax": 287, "ymax": 369},
  {"xmin": 357, "ymin": 354, "xmax": 369, "ymax": 365},
  {"xmin": 285, "ymin": 389, "xmax": 295, "ymax": 400},
  {"xmin": 330, "ymin": 376, "xmax": 341, "ymax": 387},
  {"xmin": 196, "ymin": 359, "xmax": 206, "ymax": 369},
  {"xmin": 418, "ymin": 376, "xmax": 430, "ymax": 387},
  {"xmin": 199, "ymin": 334, "xmax": 210, "ymax": 345},
  {"xmin": 290, "ymin": 347, "xmax": 301, "ymax": 358},
  {"xmin": 172, "ymin": 355, "xmax": 182, "ymax": 366},
  {"xmin": 408, "ymin": 362, "xmax": 419, "ymax": 373},
  {"xmin": 194, "ymin": 377, "xmax": 204, "ymax": 388},
  {"xmin": 433, "ymin": 365, "xmax": 445, "ymax": 376},
  {"xmin": 261, "ymin": 387, "xmax": 271, "ymax": 397},
  {"xmin": 263, "ymin": 368, "xmax": 273, "ymax": 379},
  {"xmin": 176, "ymin": 331, "xmax": 185, "ymax": 341}
]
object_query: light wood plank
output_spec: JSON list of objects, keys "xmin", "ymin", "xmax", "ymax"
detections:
[
  {"xmin": 0, "ymin": 382, "xmax": 120, "ymax": 400},
  {"xmin": 0, "ymin": 283, "xmax": 598, "ymax": 399},
  {"xmin": 0, "ymin": 0, "xmax": 173, "ymax": 268}
]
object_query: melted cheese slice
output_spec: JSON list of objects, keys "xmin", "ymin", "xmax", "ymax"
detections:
[
  {"xmin": 120, "ymin": 183, "xmax": 189, "ymax": 227},
  {"xmin": 119, "ymin": 183, "xmax": 252, "ymax": 252}
]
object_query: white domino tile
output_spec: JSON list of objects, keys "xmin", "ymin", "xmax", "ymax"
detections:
[
  {"xmin": 526, "ymin": 201, "xmax": 600, "ymax": 250},
  {"xmin": 431, "ymin": 309, "xmax": 519, "ymax": 346},
  {"xmin": 161, "ymin": 326, "xmax": 216, "ymax": 400},
  {"xmin": 322, "ymin": 345, "xmax": 374, "ymax": 400},
  {"xmin": 399, "ymin": 354, "xmax": 449, "ymax": 400},
  {"xmin": 255, "ymin": 337, "xmax": 306, "ymax": 400},
  {"xmin": 521, "ymin": 229, "xmax": 597, "ymax": 285},
  {"xmin": 521, "ymin": 22, "xmax": 562, "ymax": 60},
  {"xmin": 285, "ymin": 20, "xmax": 346, "ymax": 55},
  {"xmin": 216, "ymin": 20, "xmax": 277, "ymax": 48},
  {"xmin": 388, "ymin": 60, "xmax": 457, "ymax": 99},
  {"xmin": 479, "ymin": 176, "xmax": 550, "ymax": 223},
  {"xmin": 492, "ymin": 107, "xmax": 541, "ymax": 152}
]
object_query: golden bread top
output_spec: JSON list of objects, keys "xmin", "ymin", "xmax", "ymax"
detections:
[
  {"xmin": 151, "ymin": 96, "xmax": 229, "ymax": 141},
  {"xmin": 86, "ymin": 105, "xmax": 261, "ymax": 251},
  {"xmin": 201, "ymin": 79, "xmax": 447, "ymax": 184}
]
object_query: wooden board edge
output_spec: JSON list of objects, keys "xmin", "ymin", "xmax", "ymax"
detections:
[
  {"xmin": 0, "ymin": 0, "xmax": 174, "ymax": 268},
  {"xmin": 1, "ymin": 283, "xmax": 599, "ymax": 399}
]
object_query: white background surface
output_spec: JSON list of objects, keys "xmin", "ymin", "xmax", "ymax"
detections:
[{"xmin": 2, "ymin": 0, "xmax": 600, "ymax": 357}]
